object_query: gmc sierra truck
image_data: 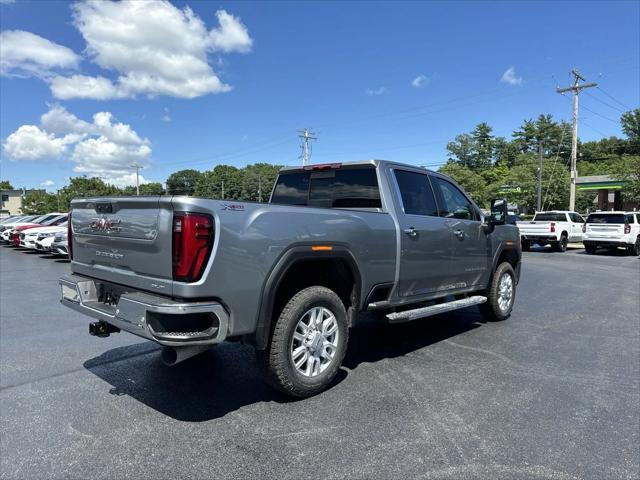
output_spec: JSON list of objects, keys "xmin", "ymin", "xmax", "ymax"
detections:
[
  {"xmin": 517, "ymin": 211, "xmax": 585, "ymax": 252},
  {"xmin": 59, "ymin": 160, "xmax": 521, "ymax": 397}
]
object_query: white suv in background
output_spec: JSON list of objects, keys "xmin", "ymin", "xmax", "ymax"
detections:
[{"xmin": 583, "ymin": 211, "xmax": 640, "ymax": 255}]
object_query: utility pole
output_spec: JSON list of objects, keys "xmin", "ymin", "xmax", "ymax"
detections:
[
  {"xmin": 221, "ymin": 180, "xmax": 225, "ymax": 199},
  {"xmin": 257, "ymin": 176, "xmax": 262, "ymax": 203},
  {"xmin": 297, "ymin": 128, "xmax": 317, "ymax": 166},
  {"xmin": 131, "ymin": 163, "xmax": 143, "ymax": 196},
  {"xmin": 537, "ymin": 141, "xmax": 543, "ymax": 212},
  {"xmin": 556, "ymin": 69, "xmax": 597, "ymax": 211}
]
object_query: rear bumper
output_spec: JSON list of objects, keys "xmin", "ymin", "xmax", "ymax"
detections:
[
  {"xmin": 59, "ymin": 274, "xmax": 229, "ymax": 346},
  {"xmin": 520, "ymin": 234, "xmax": 558, "ymax": 243},
  {"xmin": 583, "ymin": 239, "xmax": 631, "ymax": 248}
]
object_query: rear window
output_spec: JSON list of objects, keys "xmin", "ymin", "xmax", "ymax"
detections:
[
  {"xmin": 533, "ymin": 213, "xmax": 567, "ymax": 222},
  {"xmin": 271, "ymin": 167, "xmax": 382, "ymax": 209},
  {"xmin": 586, "ymin": 214, "xmax": 626, "ymax": 224}
]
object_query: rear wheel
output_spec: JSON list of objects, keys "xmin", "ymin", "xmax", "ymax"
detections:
[
  {"xmin": 585, "ymin": 244, "xmax": 597, "ymax": 254},
  {"xmin": 259, "ymin": 286, "xmax": 348, "ymax": 398},
  {"xmin": 629, "ymin": 237, "xmax": 640, "ymax": 256},
  {"xmin": 521, "ymin": 239, "xmax": 530, "ymax": 252},
  {"xmin": 480, "ymin": 262, "xmax": 516, "ymax": 322},
  {"xmin": 554, "ymin": 234, "xmax": 568, "ymax": 252}
]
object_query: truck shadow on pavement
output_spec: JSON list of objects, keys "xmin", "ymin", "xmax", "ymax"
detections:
[{"xmin": 83, "ymin": 308, "xmax": 481, "ymax": 422}]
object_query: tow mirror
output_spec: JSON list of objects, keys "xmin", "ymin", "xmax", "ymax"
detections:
[{"xmin": 488, "ymin": 198, "xmax": 508, "ymax": 225}]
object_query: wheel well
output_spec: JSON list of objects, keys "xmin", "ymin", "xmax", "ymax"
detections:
[
  {"xmin": 496, "ymin": 248, "xmax": 519, "ymax": 271},
  {"xmin": 271, "ymin": 258, "xmax": 358, "ymax": 329},
  {"xmin": 561, "ymin": 231, "xmax": 568, "ymax": 238}
]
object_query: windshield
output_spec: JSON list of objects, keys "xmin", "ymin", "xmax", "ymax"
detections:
[
  {"xmin": 586, "ymin": 214, "xmax": 626, "ymax": 224},
  {"xmin": 533, "ymin": 213, "xmax": 566, "ymax": 222}
]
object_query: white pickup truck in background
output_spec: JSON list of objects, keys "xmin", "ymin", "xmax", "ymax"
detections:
[
  {"xmin": 517, "ymin": 211, "xmax": 585, "ymax": 252},
  {"xmin": 583, "ymin": 211, "xmax": 640, "ymax": 255}
]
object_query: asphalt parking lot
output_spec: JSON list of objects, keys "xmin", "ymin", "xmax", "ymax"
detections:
[{"xmin": 1, "ymin": 245, "xmax": 638, "ymax": 480}]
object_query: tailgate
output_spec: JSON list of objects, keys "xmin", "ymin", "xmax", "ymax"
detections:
[
  {"xmin": 518, "ymin": 222, "xmax": 552, "ymax": 235},
  {"xmin": 69, "ymin": 197, "xmax": 174, "ymax": 295},
  {"xmin": 585, "ymin": 223, "xmax": 623, "ymax": 237}
]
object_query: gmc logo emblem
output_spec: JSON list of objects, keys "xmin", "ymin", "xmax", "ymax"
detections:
[{"xmin": 90, "ymin": 217, "xmax": 122, "ymax": 233}]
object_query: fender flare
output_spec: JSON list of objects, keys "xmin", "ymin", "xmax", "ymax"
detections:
[
  {"xmin": 491, "ymin": 243, "xmax": 521, "ymax": 285},
  {"xmin": 253, "ymin": 245, "xmax": 362, "ymax": 350}
]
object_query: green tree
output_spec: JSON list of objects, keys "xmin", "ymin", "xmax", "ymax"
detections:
[
  {"xmin": 619, "ymin": 156, "xmax": 640, "ymax": 204},
  {"xmin": 439, "ymin": 162, "xmax": 488, "ymax": 206},
  {"xmin": 166, "ymin": 169, "xmax": 203, "ymax": 195},
  {"xmin": 21, "ymin": 190, "xmax": 58, "ymax": 214},
  {"xmin": 620, "ymin": 108, "xmax": 640, "ymax": 154},
  {"xmin": 121, "ymin": 182, "xmax": 165, "ymax": 196},
  {"xmin": 0, "ymin": 180, "xmax": 14, "ymax": 190},
  {"xmin": 470, "ymin": 122, "xmax": 494, "ymax": 169},
  {"xmin": 446, "ymin": 134, "xmax": 475, "ymax": 166},
  {"xmin": 194, "ymin": 165, "xmax": 242, "ymax": 199},
  {"xmin": 240, "ymin": 163, "xmax": 282, "ymax": 202},
  {"xmin": 57, "ymin": 177, "xmax": 121, "ymax": 211},
  {"xmin": 513, "ymin": 114, "xmax": 570, "ymax": 159}
]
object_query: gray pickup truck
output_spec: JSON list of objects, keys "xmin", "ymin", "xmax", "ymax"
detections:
[{"xmin": 60, "ymin": 160, "xmax": 521, "ymax": 397}]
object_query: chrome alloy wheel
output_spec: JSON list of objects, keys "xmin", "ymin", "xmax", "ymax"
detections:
[
  {"xmin": 290, "ymin": 306, "xmax": 339, "ymax": 377},
  {"xmin": 497, "ymin": 272, "xmax": 514, "ymax": 311}
]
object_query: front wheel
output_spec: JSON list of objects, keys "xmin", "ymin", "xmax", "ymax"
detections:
[
  {"xmin": 585, "ymin": 244, "xmax": 597, "ymax": 254},
  {"xmin": 480, "ymin": 262, "xmax": 516, "ymax": 322},
  {"xmin": 521, "ymin": 239, "xmax": 530, "ymax": 252},
  {"xmin": 259, "ymin": 286, "xmax": 348, "ymax": 398}
]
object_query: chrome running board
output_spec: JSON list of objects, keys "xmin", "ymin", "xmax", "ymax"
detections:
[{"xmin": 386, "ymin": 295, "xmax": 487, "ymax": 323}]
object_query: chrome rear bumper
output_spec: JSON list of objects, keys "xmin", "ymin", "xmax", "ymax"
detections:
[{"xmin": 59, "ymin": 274, "xmax": 229, "ymax": 346}]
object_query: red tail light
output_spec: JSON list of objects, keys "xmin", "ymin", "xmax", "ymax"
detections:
[
  {"xmin": 67, "ymin": 211, "xmax": 73, "ymax": 259},
  {"xmin": 624, "ymin": 224, "xmax": 631, "ymax": 234},
  {"xmin": 550, "ymin": 222, "xmax": 555, "ymax": 233},
  {"xmin": 172, "ymin": 212, "xmax": 214, "ymax": 282}
]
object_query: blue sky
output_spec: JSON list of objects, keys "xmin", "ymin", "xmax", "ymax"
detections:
[{"xmin": 1, "ymin": 0, "xmax": 638, "ymax": 190}]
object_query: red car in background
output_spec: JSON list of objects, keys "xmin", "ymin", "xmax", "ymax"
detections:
[{"xmin": 10, "ymin": 215, "xmax": 67, "ymax": 247}]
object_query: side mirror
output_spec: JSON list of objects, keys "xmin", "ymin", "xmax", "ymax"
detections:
[{"xmin": 488, "ymin": 198, "xmax": 508, "ymax": 225}]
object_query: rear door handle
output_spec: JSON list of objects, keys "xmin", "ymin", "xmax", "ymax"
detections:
[
  {"xmin": 453, "ymin": 229, "xmax": 465, "ymax": 238},
  {"xmin": 403, "ymin": 227, "xmax": 418, "ymax": 237}
]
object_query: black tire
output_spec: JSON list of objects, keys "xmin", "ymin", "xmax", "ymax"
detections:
[
  {"xmin": 259, "ymin": 286, "xmax": 348, "ymax": 398},
  {"xmin": 554, "ymin": 234, "xmax": 568, "ymax": 252},
  {"xmin": 521, "ymin": 239, "xmax": 530, "ymax": 252},
  {"xmin": 629, "ymin": 237, "xmax": 640, "ymax": 256},
  {"xmin": 480, "ymin": 262, "xmax": 516, "ymax": 322},
  {"xmin": 585, "ymin": 244, "xmax": 597, "ymax": 254}
]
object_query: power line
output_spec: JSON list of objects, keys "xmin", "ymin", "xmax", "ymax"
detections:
[
  {"xmin": 583, "ymin": 91, "xmax": 626, "ymax": 113},
  {"xmin": 580, "ymin": 104, "xmax": 619, "ymax": 124},
  {"xmin": 596, "ymin": 86, "xmax": 633, "ymax": 110}
]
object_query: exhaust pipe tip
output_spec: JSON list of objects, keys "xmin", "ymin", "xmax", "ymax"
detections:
[{"xmin": 161, "ymin": 345, "xmax": 210, "ymax": 367}]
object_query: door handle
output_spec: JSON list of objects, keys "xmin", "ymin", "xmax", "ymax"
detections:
[
  {"xmin": 453, "ymin": 229, "xmax": 465, "ymax": 238},
  {"xmin": 403, "ymin": 227, "xmax": 418, "ymax": 237}
]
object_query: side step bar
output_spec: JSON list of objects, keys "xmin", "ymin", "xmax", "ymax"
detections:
[{"xmin": 386, "ymin": 295, "xmax": 487, "ymax": 323}]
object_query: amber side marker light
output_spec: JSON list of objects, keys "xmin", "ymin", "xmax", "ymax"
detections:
[{"xmin": 311, "ymin": 245, "xmax": 333, "ymax": 251}]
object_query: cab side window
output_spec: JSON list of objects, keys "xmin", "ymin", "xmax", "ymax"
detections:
[
  {"xmin": 431, "ymin": 177, "xmax": 478, "ymax": 221},
  {"xmin": 393, "ymin": 170, "xmax": 438, "ymax": 216},
  {"xmin": 570, "ymin": 213, "xmax": 584, "ymax": 223}
]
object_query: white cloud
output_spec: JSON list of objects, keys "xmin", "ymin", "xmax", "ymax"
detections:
[
  {"xmin": 0, "ymin": 0, "xmax": 16, "ymax": 5},
  {"xmin": 3, "ymin": 105, "xmax": 152, "ymax": 187},
  {"xmin": 411, "ymin": 74, "xmax": 428, "ymax": 88},
  {"xmin": 161, "ymin": 107, "xmax": 171, "ymax": 122},
  {"xmin": 49, "ymin": 75, "xmax": 126, "ymax": 100},
  {"xmin": 500, "ymin": 66, "xmax": 522, "ymax": 86},
  {"xmin": 101, "ymin": 172, "xmax": 149, "ymax": 188},
  {"xmin": 45, "ymin": 1, "xmax": 252, "ymax": 100},
  {"xmin": 3, "ymin": 125, "xmax": 74, "ymax": 160},
  {"xmin": 0, "ymin": 30, "xmax": 80, "ymax": 77},
  {"xmin": 365, "ymin": 87, "xmax": 387, "ymax": 96},
  {"xmin": 40, "ymin": 180, "xmax": 55, "ymax": 187}
]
